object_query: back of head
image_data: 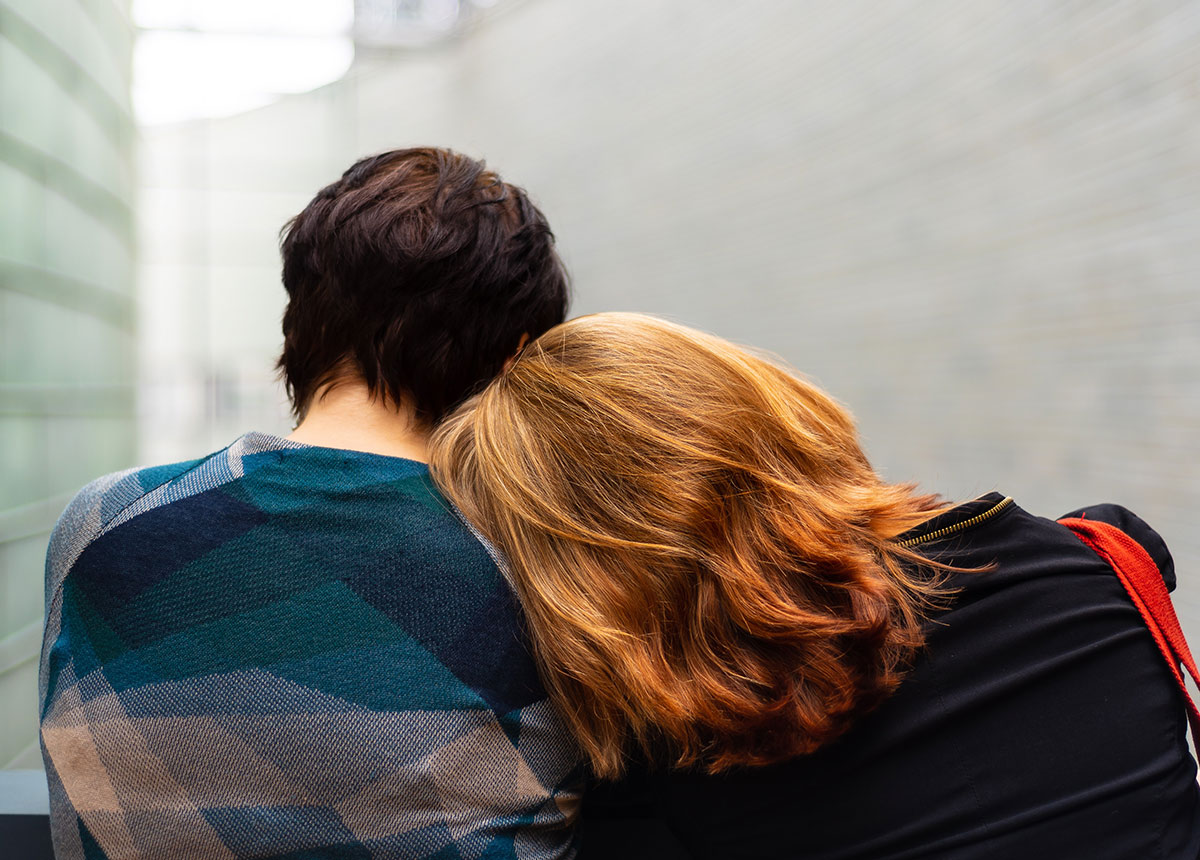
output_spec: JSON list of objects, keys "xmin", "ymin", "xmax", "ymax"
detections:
[
  {"xmin": 431, "ymin": 313, "xmax": 948, "ymax": 778},
  {"xmin": 279, "ymin": 147, "xmax": 569, "ymax": 424}
]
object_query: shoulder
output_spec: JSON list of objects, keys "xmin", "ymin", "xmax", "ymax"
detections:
[
  {"xmin": 1057, "ymin": 502, "xmax": 1175, "ymax": 590},
  {"xmin": 45, "ymin": 457, "xmax": 205, "ymax": 599}
]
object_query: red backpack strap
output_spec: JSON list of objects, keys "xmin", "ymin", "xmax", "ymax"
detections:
[{"xmin": 1058, "ymin": 516, "xmax": 1200, "ymax": 754}]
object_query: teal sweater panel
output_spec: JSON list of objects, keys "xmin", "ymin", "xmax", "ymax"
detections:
[{"xmin": 39, "ymin": 432, "xmax": 581, "ymax": 860}]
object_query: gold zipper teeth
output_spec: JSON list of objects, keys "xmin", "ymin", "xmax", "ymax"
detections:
[{"xmin": 899, "ymin": 496, "xmax": 1014, "ymax": 548}]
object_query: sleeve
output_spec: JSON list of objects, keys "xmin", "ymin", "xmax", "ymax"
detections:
[
  {"xmin": 1059, "ymin": 503, "xmax": 1176, "ymax": 592},
  {"xmin": 40, "ymin": 468, "xmax": 144, "ymax": 707},
  {"xmin": 40, "ymin": 456, "xmax": 213, "ymax": 707},
  {"xmin": 43, "ymin": 456, "xmax": 208, "ymax": 608},
  {"xmin": 44, "ymin": 468, "xmax": 143, "ymax": 608}
]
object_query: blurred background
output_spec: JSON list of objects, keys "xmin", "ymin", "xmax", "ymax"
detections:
[{"xmin": 1, "ymin": 0, "xmax": 1198, "ymax": 772}]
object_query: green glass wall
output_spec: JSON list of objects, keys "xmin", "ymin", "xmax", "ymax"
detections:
[{"xmin": 0, "ymin": 0, "xmax": 135, "ymax": 769}]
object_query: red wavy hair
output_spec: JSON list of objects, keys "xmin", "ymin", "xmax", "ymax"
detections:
[{"xmin": 431, "ymin": 313, "xmax": 951, "ymax": 778}]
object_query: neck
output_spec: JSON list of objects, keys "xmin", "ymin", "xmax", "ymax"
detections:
[{"xmin": 287, "ymin": 380, "xmax": 430, "ymax": 462}]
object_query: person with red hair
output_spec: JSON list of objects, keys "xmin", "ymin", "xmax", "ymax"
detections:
[{"xmin": 431, "ymin": 312, "xmax": 1200, "ymax": 859}]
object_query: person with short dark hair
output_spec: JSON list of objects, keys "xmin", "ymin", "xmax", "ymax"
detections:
[
  {"xmin": 39, "ymin": 148, "xmax": 581, "ymax": 860},
  {"xmin": 278, "ymin": 147, "xmax": 569, "ymax": 429}
]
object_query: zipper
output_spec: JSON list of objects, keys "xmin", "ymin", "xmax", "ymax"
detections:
[{"xmin": 898, "ymin": 496, "xmax": 1014, "ymax": 548}]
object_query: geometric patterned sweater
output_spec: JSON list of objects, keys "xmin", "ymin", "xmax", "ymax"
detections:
[{"xmin": 38, "ymin": 432, "xmax": 582, "ymax": 860}]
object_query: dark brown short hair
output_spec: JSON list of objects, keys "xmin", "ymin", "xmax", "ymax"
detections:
[{"xmin": 278, "ymin": 147, "xmax": 569, "ymax": 423}]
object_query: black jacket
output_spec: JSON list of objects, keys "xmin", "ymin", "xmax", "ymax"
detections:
[{"xmin": 581, "ymin": 495, "xmax": 1200, "ymax": 859}]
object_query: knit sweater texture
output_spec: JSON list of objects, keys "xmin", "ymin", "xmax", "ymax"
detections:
[{"xmin": 38, "ymin": 432, "xmax": 581, "ymax": 860}]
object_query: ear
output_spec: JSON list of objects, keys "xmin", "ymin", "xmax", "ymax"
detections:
[{"xmin": 503, "ymin": 333, "xmax": 531, "ymax": 373}]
